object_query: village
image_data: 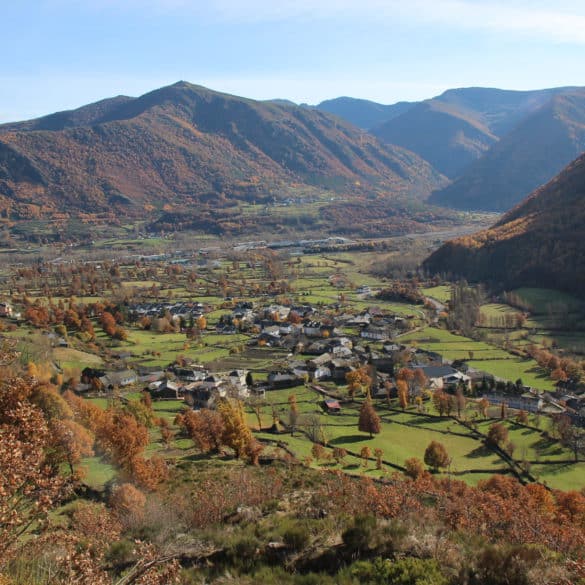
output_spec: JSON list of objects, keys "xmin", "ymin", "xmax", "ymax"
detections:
[
  {"xmin": 1, "ymin": 244, "xmax": 584, "ymax": 491},
  {"xmin": 70, "ymin": 295, "xmax": 575, "ymax": 424}
]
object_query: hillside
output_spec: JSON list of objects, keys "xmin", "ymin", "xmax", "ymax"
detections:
[
  {"xmin": 429, "ymin": 90, "xmax": 585, "ymax": 211},
  {"xmin": 314, "ymin": 97, "xmax": 415, "ymax": 130},
  {"xmin": 424, "ymin": 152, "xmax": 585, "ymax": 296},
  {"xmin": 0, "ymin": 82, "xmax": 446, "ymax": 220},
  {"xmin": 372, "ymin": 86, "xmax": 579, "ymax": 178}
]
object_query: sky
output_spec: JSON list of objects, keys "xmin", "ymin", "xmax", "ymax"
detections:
[{"xmin": 1, "ymin": 0, "xmax": 585, "ymax": 122}]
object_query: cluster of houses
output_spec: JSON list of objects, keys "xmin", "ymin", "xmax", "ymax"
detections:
[
  {"xmin": 128, "ymin": 301, "xmax": 206, "ymax": 321},
  {"xmin": 70, "ymin": 296, "xmax": 585, "ymax": 424},
  {"xmin": 78, "ymin": 365, "xmax": 254, "ymax": 410}
]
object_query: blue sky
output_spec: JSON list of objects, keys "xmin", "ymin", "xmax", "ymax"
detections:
[{"xmin": 2, "ymin": 0, "xmax": 585, "ymax": 122}]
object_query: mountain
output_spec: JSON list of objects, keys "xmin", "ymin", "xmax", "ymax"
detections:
[
  {"xmin": 429, "ymin": 90, "xmax": 585, "ymax": 211},
  {"xmin": 314, "ymin": 97, "xmax": 415, "ymax": 131},
  {"xmin": 423, "ymin": 152, "xmax": 585, "ymax": 296},
  {"xmin": 0, "ymin": 82, "xmax": 446, "ymax": 220},
  {"xmin": 371, "ymin": 86, "xmax": 579, "ymax": 178}
]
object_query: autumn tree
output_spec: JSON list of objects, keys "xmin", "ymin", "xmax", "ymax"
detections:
[
  {"xmin": 178, "ymin": 408, "xmax": 224, "ymax": 453},
  {"xmin": 424, "ymin": 440, "xmax": 450, "ymax": 472},
  {"xmin": 218, "ymin": 398, "xmax": 263, "ymax": 464},
  {"xmin": 455, "ymin": 387, "xmax": 466, "ymax": 418},
  {"xmin": 346, "ymin": 366, "xmax": 372, "ymax": 400},
  {"xmin": 311, "ymin": 442, "xmax": 327, "ymax": 462},
  {"xmin": 96, "ymin": 410, "xmax": 149, "ymax": 470},
  {"xmin": 486, "ymin": 422, "xmax": 509, "ymax": 449},
  {"xmin": 53, "ymin": 419, "xmax": 95, "ymax": 476},
  {"xmin": 478, "ymin": 397, "xmax": 490, "ymax": 419},
  {"xmin": 110, "ymin": 482, "xmax": 146, "ymax": 524},
  {"xmin": 158, "ymin": 418, "xmax": 174, "ymax": 448},
  {"xmin": 288, "ymin": 393, "xmax": 299, "ymax": 435},
  {"xmin": 433, "ymin": 390, "xmax": 452, "ymax": 417},
  {"xmin": 0, "ymin": 375, "xmax": 71, "ymax": 560},
  {"xmin": 360, "ymin": 445, "xmax": 372, "ymax": 467},
  {"xmin": 333, "ymin": 446, "xmax": 348, "ymax": 465},
  {"xmin": 396, "ymin": 379, "xmax": 409, "ymax": 410},
  {"xmin": 554, "ymin": 414, "xmax": 585, "ymax": 462},
  {"xmin": 374, "ymin": 447, "xmax": 384, "ymax": 470},
  {"xmin": 404, "ymin": 457, "xmax": 425, "ymax": 480},
  {"xmin": 358, "ymin": 398, "xmax": 381, "ymax": 438}
]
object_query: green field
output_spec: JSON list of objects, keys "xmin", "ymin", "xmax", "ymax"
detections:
[
  {"xmin": 512, "ymin": 287, "xmax": 583, "ymax": 314},
  {"xmin": 467, "ymin": 359, "xmax": 555, "ymax": 390},
  {"xmin": 400, "ymin": 327, "xmax": 553, "ymax": 390},
  {"xmin": 421, "ymin": 285, "xmax": 451, "ymax": 303}
]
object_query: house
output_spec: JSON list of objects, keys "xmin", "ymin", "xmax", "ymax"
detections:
[
  {"xmin": 267, "ymin": 371, "xmax": 303, "ymax": 389},
  {"xmin": 331, "ymin": 359, "xmax": 355, "ymax": 382},
  {"xmin": 173, "ymin": 367, "xmax": 208, "ymax": 382},
  {"xmin": 483, "ymin": 393, "xmax": 543, "ymax": 413},
  {"xmin": 413, "ymin": 365, "xmax": 471, "ymax": 391},
  {"xmin": 303, "ymin": 322, "xmax": 335, "ymax": 338},
  {"xmin": 139, "ymin": 371, "xmax": 166, "ymax": 384},
  {"xmin": 99, "ymin": 369, "xmax": 138, "ymax": 390},
  {"xmin": 0, "ymin": 303, "xmax": 13, "ymax": 317},
  {"xmin": 323, "ymin": 399, "xmax": 341, "ymax": 414},
  {"xmin": 185, "ymin": 384, "xmax": 225, "ymax": 409},
  {"xmin": 360, "ymin": 325, "xmax": 392, "ymax": 341},
  {"xmin": 150, "ymin": 380, "xmax": 183, "ymax": 400},
  {"xmin": 371, "ymin": 357, "xmax": 395, "ymax": 375},
  {"xmin": 308, "ymin": 353, "xmax": 332, "ymax": 369}
]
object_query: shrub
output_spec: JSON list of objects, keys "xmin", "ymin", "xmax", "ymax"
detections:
[
  {"xmin": 342, "ymin": 515, "xmax": 376, "ymax": 554},
  {"xmin": 282, "ymin": 524, "xmax": 311, "ymax": 551}
]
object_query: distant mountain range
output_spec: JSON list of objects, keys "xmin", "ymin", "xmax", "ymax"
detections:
[
  {"xmin": 0, "ymin": 82, "xmax": 446, "ymax": 220},
  {"xmin": 423, "ymin": 152, "xmax": 585, "ymax": 297},
  {"xmin": 429, "ymin": 90, "xmax": 585, "ymax": 211},
  {"xmin": 314, "ymin": 97, "xmax": 415, "ymax": 131},
  {"xmin": 3, "ymin": 81, "xmax": 585, "ymax": 225},
  {"xmin": 314, "ymin": 86, "xmax": 585, "ymax": 212}
]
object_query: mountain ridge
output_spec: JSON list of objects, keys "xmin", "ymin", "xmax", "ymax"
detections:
[
  {"xmin": 0, "ymin": 81, "xmax": 446, "ymax": 220},
  {"xmin": 429, "ymin": 89, "xmax": 585, "ymax": 211},
  {"xmin": 423, "ymin": 151, "xmax": 585, "ymax": 297},
  {"xmin": 370, "ymin": 86, "xmax": 582, "ymax": 179}
]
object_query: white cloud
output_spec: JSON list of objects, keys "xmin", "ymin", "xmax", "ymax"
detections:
[
  {"xmin": 104, "ymin": 0, "xmax": 585, "ymax": 44},
  {"xmin": 45, "ymin": 0, "xmax": 585, "ymax": 43}
]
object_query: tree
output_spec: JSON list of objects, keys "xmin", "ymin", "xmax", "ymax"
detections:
[
  {"xmin": 554, "ymin": 414, "xmax": 585, "ymax": 462},
  {"xmin": 311, "ymin": 442, "xmax": 327, "ymax": 462},
  {"xmin": 478, "ymin": 397, "xmax": 490, "ymax": 419},
  {"xmin": 110, "ymin": 483, "xmax": 146, "ymax": 523},
  {"xmin": 486, "ymin": 422, "xmax": 509, "ymax": 449},
  {"xmin": 333, "ymin": 446, "xmax": 348, "ymax": 465},
  {"xmin": 158, "ymin": 418, "xmax": 174, "ymax": 448},
  {"xmin": 374, "ymin": 447, "xmax": 384, "ymax": 470},
  {"xmin": 288, "ymin": 393, "xmax": 299, "ymax": 436},
  {"xmin": 346, "ymin": 366, "xmax": 372, "ymax": 399},
  {"xmin": 218, "ymin": 398, "xmax": 262, "ymax": 464},
  {"xmin": 196, "ymin": 314, "xmax": 207, "ymax": 331},
  {"xmin": 404, "ymin": 457, "xmax": 425, "ymax": 480},
  {"xmin": 396, "ymin": 379, "xmax": 409, "ymax": 410},
  {"xmin": 178, "ymin": 408, "xmax": 224, "ymax": 453},
  {"xmin": 358, "ymin": 399, "xmax": 381, "ymax": 438},
  {"xmin": 433, "ymin": 390, "xmax": 452, "ymax": 417},
  {"xmin": 0, "ymin": 375, "xmax": 71, "ymax": 560},
  {"xmin": 360, "ymin": 445, "xmax": 372, "ymax": 467},
  {"xmin": 96, "ymin": 410, "xmax": 149, "ymax": 471},
  {"xmin": 53, "ymin": 419, "xmax": 95, "ymax": 476},
  {"xmin": 455, "ymin": 387, "xmax": 466, "ymax": 418},
  {"xmin": 424, "ymin": 440, "xmax": 450, "ymax": 472}
]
